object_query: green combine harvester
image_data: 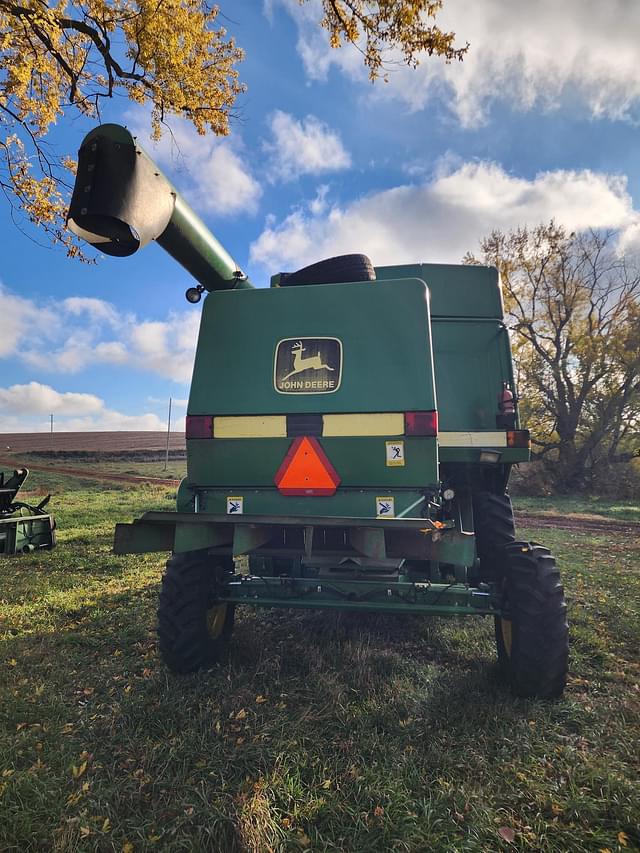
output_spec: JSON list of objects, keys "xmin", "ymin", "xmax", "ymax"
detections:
[
  {"xmin": 0, "ymin": 468, "xmax": 56, "ymax": 555},
  {"xmin": 67, "ymin": 124, "xmax": 569, "ymax": 698}
]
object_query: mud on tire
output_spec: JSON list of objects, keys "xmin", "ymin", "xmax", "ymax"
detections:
[
  {"xmin": 158, "ymin": 549, "xmax": 234, "ymax": 673},
  {"xmin": 496, "ymin": 541, "xmax": 569, "ymax": 699}
]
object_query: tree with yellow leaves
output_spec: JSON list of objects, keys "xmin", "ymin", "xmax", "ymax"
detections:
[
  {"xmin": 0, "ymin": 0, "xmax": 465, "ymax": 257},
  {"xmin": 466, "ymin": 223, "xmax": 640, "ymax": 493}
]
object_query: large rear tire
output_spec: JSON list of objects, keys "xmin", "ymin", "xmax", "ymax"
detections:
[
  {"xmin": 473, "ymin": 491, "xmax": 516, "ymax": 581},
  {"xmin": 496, "ymin": 542, "xmax": 568, "ymax": 699},
  {"xmin": 158, "ymin": 549, "xmax": 234, "ymax": 673}
]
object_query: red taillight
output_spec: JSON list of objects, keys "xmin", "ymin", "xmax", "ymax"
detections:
[
  {"xmin": 404, "ymin": 411, "xmax": 438, "ymax": 437},
  {"xmin": 506, "ymin": 429, "xmax": 530, "ymax": 448},
  {"xmin": 186, "ymin": 415, "xmax": 213, "ymax": 439}
]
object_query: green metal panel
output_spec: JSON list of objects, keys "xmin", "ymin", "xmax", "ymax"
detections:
[
  {"xmin": 187, "ymin": 436, "xmax": 438, "ymax": 488},
  {"xmin": 196, "ymin": 487, "xmax": 428, "ymax": 519},
  {"xmin": 431, "ymin": 321, "xmax": 513, "ymax": 431},
  {"xmin": 188, "ymin": 279, "xmax": 436, "ymax": 415},
  {"xmin": 375, "ymin": 263, "xmax": 503, "ymax": 319}
]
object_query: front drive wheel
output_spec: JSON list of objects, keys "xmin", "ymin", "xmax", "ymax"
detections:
[
  {"xmin": 495, "ymin": 541, "xmax": 568, "ymax": 699},
  {"xmin": 158, "ymin": 549, "xmax": 234, "ymax": 673}
]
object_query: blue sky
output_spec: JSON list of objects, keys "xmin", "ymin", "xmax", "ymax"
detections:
[{"xmin": 2, "ymin": 0, "xmax": 640, "ymax": 432}]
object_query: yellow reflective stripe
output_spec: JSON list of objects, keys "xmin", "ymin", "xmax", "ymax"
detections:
[
  {"xmin": 212, "ymin": 413, "xmax": 405, "ymax": 438},
  {"xmin": 213, "ymin": 416, "xmax": 287, "ymax": 438},
  {"xmin": 322, "ymin": 413, "xmax": 404, "ymax": 436},
  {"xmin": 439, "ymin": 431, "xmax": 507, "ymax": 447},
  {"xmin": 211, "ymin": 421, "xmax": 508, "ymax": 445}
]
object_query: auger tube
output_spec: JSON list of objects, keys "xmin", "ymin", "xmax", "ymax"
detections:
[{"xmin": 67, "ymin": 123, "xmax": 253, "ymax": 291}]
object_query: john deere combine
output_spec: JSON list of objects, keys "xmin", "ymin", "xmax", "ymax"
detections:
[{"xmin": 67, "ymin": 124, "xmax": 569, "ymax": 698}]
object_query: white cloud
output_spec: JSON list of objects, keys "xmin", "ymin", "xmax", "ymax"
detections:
[
  {"xmin": 62, "ymin": 297, "xmax": 120, "ymax": 325},
  {"xmin": 273, "ymin": 0, "xmax": 640, "ymax": 126},
  {"xmin": 131, "ymin": 115, "xmax": 262, "ymax": 216},
  {"xmin": 2, "ymin": 290, "xmax": 199, "ymax": 384},
  {"xmin": 0, "ymin": 382, "xmax": 102, "ymax": 416},
  {"xmin": 264, "ymin": 111, "xmax": 351, "ymax": 180},
  {"xmin": 0, "ymin": 287, "xmax": 58, "ymax": 358},
  {"xmin": 0, "ymin": 382, "xmax": 165, "ymax": 431},
  {"xmin": 250, "ymin": 161, "xmax": 639, "ymax": 270},
  {"xmin": 129, "ymin": 313, "xmax": 200, "ymax": 383}
]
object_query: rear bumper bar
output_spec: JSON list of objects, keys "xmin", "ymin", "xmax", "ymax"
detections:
[{"xmin": 114, "ymin": 510, "xmax": 475, "ymax": 567}]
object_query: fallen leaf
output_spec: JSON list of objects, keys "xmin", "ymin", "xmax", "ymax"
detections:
[
  {"xmin": 618, "ymin": 832, "xmax": 629, "ymax": 847},
  {"xmin": 321, "ymin": 779, "xmax": 332, "ymax": 789},
  {"xmin": 80, "ymin": 826, "xmax": 91, "ymax": 837},
  {"xmin": 102, "ymin": 818, "xmax": 111, "ymax": 832},
  {"xmin": 374, "ymin": 806, "xmax": 384, "ymax": 818},
  {"xmin": 122, "ymin": 842, "xmax": 134, "ymax": 853},
  {"xmin": 235, "ymin": 709, "xmax": 247, "ymax": 721},
  {"xmin": 498, "ymin": 827, "xmax": 516, "ymax": 843},
  {"xmin": 7, "ymin": 659, "xmax": 17, "ymax": 667},
  {"xmin": 297, "ymin": 832, "xmax": 311, "ymax": 848},
  {"xmin": 256, "ymin": 695, "xmax": 268, "ymax": 704},
  {"xmin": 72, "ymin": 761, "xmax": 87, "ymax": 779}
]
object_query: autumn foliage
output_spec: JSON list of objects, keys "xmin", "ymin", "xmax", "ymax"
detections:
[
  {"xmin": 467, "ymin": 223, "xmax": 640, "ymax": 493},
  {"xmin": 0, "ymin": 0, "xmax": 465, "ymax": 256}
]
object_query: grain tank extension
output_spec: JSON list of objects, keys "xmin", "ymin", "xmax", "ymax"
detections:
[{"xmin": 68, "ymin": 124, "xmax": 569, "ymax": 699}]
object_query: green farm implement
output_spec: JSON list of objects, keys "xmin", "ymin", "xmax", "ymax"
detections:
[
  {"xmin": 67, "ymin": 124, "xmax": 569, "ymax": 698},
  {"xmin": 0, "ymin": 468, "xmax": 56, "ymax": 555}
]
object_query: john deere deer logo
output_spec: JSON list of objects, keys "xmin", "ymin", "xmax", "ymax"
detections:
[
  {"xmin": 275, "ymin": 337, "xmax": 342, "ymax": 394},
  {"xmin": 283, "ymin": 341, "xmax": 335, "ymax": 381}
]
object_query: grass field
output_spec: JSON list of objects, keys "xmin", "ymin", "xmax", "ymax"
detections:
[{"xmin": 1, "ymin": 473, "xmax": 639, "ymax": 852}]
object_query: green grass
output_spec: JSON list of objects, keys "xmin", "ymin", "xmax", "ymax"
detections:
[
  {"xmin": 1, "ymin": 480, "xmax": 639, "ymax": 852},
  {"xmin": 512, "ymin": 494, "xmax": 640, "ymax": 523}
]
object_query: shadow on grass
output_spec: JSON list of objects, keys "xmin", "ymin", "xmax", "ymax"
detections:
[{"xmin": 2, "ymin": 589, "xmax": 638, "ymax": 852}]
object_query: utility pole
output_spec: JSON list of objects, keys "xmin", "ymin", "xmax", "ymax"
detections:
[{"xmin": 164, "ymin": 397, "xmax": 172, "ymax": 471}]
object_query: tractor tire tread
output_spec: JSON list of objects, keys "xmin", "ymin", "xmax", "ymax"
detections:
[
  {"xmin": 157, "ymin": 549, "xmax": 233, "ymax": 674},
  {"xmin": 500, "ymin": 541, "xmax": 569, "ymax": 699},
  {"xmin": 473, "ymin": 491, "xmax": 516, "ymax": 581},
  {"xmin": 279, "ymin": 254, "xmax": 376, "ymax": 287}
]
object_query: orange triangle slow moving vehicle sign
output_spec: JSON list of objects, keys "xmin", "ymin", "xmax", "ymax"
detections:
[{"xmin": 274, "ymin": 436, "xmax": 341, "ymax": 496}]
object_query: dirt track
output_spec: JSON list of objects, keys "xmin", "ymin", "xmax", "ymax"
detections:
[
  {"xmin": 514, "ymin": 512, "xmax": 640, "ymax": 535},
  {"xmin": 0, "ymin": 458, "xmax": 181, "ymax": 488}
]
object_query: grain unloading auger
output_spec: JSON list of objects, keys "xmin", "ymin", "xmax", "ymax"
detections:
[{"xmin": 67, "ymin": 124, "xmax": 569, "ymax": 699}]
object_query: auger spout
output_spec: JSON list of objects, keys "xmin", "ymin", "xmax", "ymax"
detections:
[{"xmin": 67, "ymin": 123, "xmax": 253, "ymax": 291}]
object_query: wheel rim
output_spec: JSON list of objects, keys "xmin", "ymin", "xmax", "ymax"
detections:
[
  {"xmin": 501, "ymin": 617, "xmax": 513, "ymax": 657},
  {"xmin": 207, "ymin": 604, "xmax": 227, "ymax": 639}
]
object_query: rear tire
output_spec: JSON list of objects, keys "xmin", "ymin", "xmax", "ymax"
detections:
[
  {"xmin": 158, "ymin": 549, "xmax": 234, "ymax": 673},
  {"xmin": 279, "ymin": 254, "xmax": 375, "ymax": 286},
  {"xmin": 496, "ymin": 542, "xmax": 568, "ymax": 699},
  {"xmin": 473, "ymin": 491, "xmax": 516, "ymax": 581}
]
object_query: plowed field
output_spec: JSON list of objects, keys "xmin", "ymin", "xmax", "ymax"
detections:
[{"xmin": 0, "ymin": 431, "xmax": 185, "ymax": 453}]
